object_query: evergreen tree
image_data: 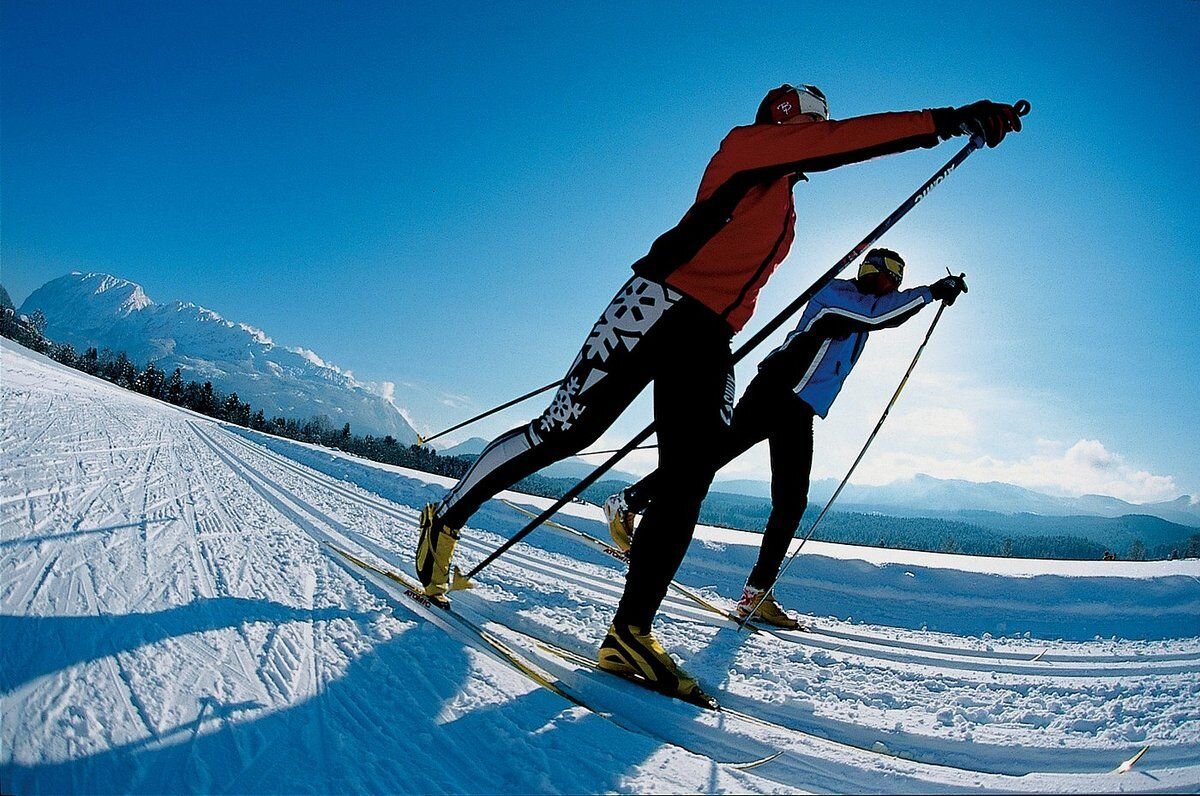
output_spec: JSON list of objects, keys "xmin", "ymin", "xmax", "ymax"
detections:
[
  {"xmin": 182, "ymin": 380, "xmax": 204, "ymax": 410},
  {"xmin": 80, "ymin": 347, "xmax": 100, "ymax": 375},
  {"xmin": 134, "ymin": 362, "xmax": 165, "ymax": 398},
  {"xmin": 221, "ymin": 392, "xmax": 251, "ymax": 426},
  {"xmin": 197, "ymin": 381, "xmax": 217, "ymax": 414},
  {"xmin": 1127, "ymin": 539, "xmax": 1147, "ymax": 561},
  {"xmin": 51, "ymin": 343, "xmax": 78, "ymax": 367},
  {"xmin": 166, "ymin": 368, "xmax": 185, "ymax": 404},
  {"xmin": 104, "ymin": 352, "xmax": 138, "ymax": 388}
]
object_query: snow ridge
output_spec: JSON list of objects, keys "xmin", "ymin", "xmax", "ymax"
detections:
[{"xmin": 19, "ymin": 272, "xmax": 417, "ymax": 441}]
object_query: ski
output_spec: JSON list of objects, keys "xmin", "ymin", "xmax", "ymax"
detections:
[
  {"xmin": 326, "ymin": 543, "xmax": 582, "ymax": 706},
  {"xmin": 500, "ymin": 498, "xmax": 809, "ymax": 635},
  {"xmin": 326, "ymin": 540, "xmax": 931, "ymax": 771},
  {"xmin": 325, "ymin": 541, "xmax": 789, "ymax": 767},
  {"xmin": 501, "ymin": 620, "xmax": 838, "ymax": 743}
]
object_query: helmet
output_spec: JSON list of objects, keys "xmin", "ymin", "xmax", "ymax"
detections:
[
  {"xmin": 857, "ymin": 248, "xmax": 905, "ymax": 284},
  {"xmin": 756, "ymin": 84, "xmax": 828, "ymax": 124}
]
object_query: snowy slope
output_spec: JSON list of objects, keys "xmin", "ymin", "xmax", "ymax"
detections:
[
  {"xmin": 3, "ymin": 336, "xmax": 1199, "ymax": 794},
  {"xmin": 19, "ymin": 272, "xmax": 417, "ymax": 442}
]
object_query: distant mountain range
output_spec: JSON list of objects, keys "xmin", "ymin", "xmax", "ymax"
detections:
[
  {"xmin": 713, "ymin": 472, "xmax": 1200, "ymax": 529},
  {"xmin": 19, "ymin": 273, "xmax": 417, "ymax": 442},
  {"xmin": 439, "ymin": 438, "xmax": 1197, "ymax": 529}
]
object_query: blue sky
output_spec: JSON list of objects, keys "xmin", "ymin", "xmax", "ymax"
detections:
[{"xmin": 4, "ymin": 1, "xmax": 1198, "ymax": 501}]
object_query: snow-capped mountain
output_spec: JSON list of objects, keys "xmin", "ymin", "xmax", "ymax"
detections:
[{"xmin": 19, "ymin": 272, "xmax": 418, "ymax": 442}]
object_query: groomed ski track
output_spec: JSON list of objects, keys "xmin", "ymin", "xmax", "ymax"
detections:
[{"xmin": 3, "ymin": 337, "xmax": 1200, "ymax": 794}]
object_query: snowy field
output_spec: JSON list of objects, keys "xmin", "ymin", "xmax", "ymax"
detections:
[{"xmin": 3, "ymin": 336, "xmax": 1199, "ymax": 794}]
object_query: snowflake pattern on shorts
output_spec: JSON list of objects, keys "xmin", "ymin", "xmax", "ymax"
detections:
[
  {"xmin": 582, "ymin": 277, "xmax": 680, "ymax": 363},
  {"xmin": 721, "ymin": 369, "xmax": 736, "ymax": 426},
  {"xmin": 539, "ymin": 377, "xmax": 584, "ymax": 433}
]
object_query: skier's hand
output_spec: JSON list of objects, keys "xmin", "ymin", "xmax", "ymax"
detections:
[
  {"xmin": 933, "ymin": 101, "xmax": 1022, "ymax": 147},
  {"xmin": 929, "ymin": 274, "xmax": 968, "ymax": 305}
]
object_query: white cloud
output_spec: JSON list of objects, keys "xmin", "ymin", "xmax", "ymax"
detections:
[
  {"xmin": 854, "ymin": 439, "xmax": 1179, "ymax": 503},
  {"xmin": 712, "ymin": 348, "xmax": 1188, "ymax": 504}
]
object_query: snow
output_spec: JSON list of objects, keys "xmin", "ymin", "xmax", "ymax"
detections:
[
  {"xmin": 18, "ymin": 272, "xmax": 418, "ymax": 442},
  {"xmin": 3, "ymin": 336, "xmax": 1199, "ymax": 793}
]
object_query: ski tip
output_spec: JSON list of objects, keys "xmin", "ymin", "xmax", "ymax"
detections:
[
  {"xmin": 728, "ymin": 750, "xmax": 784, "ymax": 771},
  {"xmin": 682, "ymin": 687, "xmax": 720, "ymax": 711},
  {"xmin": 1115, "ymin": 744, "xmax": 1151, "ymax": 774},
  {"xmin": 448, "ymin": 565, "xmax": 475, "ymax": 592}
]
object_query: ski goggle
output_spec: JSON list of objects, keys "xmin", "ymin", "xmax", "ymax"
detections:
[
  {"xmin": 858, "ymin": 250, "xmax": 905, "ymax": 285},
  {"xmin": 770, "ymin": 84, "xmax": 828, "ymax": 122}
]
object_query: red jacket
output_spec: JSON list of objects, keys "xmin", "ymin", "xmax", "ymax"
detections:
[{"xmin": 632, "ymin": 110, "xmax": 942, "ymax": 332}]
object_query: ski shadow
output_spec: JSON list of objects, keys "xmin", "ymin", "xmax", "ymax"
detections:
[
  {"xmin": 2, "ymin": 607, "xmax": 692, "ymax": 794},
  {"xmin": 0, "ymin": 518, "xmax": 177, "ymax": 550},
  {"xmin": 0, "ymin": 597, "xmax": 376, "ymax": 694}
]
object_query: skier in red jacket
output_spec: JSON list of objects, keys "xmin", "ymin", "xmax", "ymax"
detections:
[{"xmin": 417, "ymin": 84, "xmax": 1022, "ymax": 702}]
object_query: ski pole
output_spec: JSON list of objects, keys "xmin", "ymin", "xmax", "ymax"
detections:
[
  {"xmin": 738, "ymin": 295, "xmax": 953, "ymax": 629},
  {"xmin": 577, "ymin": 443, "xmax": 659, "ymax": 456},
  {"xmin": 452, "ymin": 107, "xmax": 1023, "ymax": 588},
  {"xmin": 418, "ymin": 380, "xmax": 559, "ymax": 447}
]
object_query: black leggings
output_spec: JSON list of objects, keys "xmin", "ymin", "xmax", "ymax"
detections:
[
  {"xmin": 624, "ymin": 370, "xmax": 815, "ymax": 591},
  {"xmin": 434, "ymin": 276, "xmax": 734, "ymax": 628}
]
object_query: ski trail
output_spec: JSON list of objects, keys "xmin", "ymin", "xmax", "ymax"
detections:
[
  {"xmin": 214, "ymin": 438, "xmax": 1200, "ymax": 678},
  {"xmin": 193, "ymin": 421, "xmax": 1200, "ymax": 778},
  {"xmin": 5, "ymin": 340, "xmax": 1198, "ymax": 793}
]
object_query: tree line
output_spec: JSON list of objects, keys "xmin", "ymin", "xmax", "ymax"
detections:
[{"xmin": 0, "ymin": 304, "xmax": 576, "ymax": 490}]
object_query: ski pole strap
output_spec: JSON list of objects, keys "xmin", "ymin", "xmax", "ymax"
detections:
[
  {"xmin": 419, "ymin": 380, "xmax": 559, "ymax": 447},
  {"xmin": 739, "ymin": 301, "xmax": 949, "ymax": 628}
]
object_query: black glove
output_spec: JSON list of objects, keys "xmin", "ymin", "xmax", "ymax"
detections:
[
  {"xmin": 931, "ymin": 100, "xmax": 1022, "ymax": 148},
  {"xmin": 928, "ymin": 274, "xmax": 968, "ymax": 305}
]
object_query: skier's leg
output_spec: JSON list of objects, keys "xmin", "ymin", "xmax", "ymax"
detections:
[
  {"xmin": 419, "ymin": 279, "xmax": 685, "ymax": 596},
  {"xmin": 428, "ymin": 276, "xmax": 681, "ymax": 535},
  {"xmin": 613, "ymin": 301, "xmax": 733, "ymax": 630},
  {"xmin": 747, "ymin": 398, "xmax": 815, "ymax": 589},
  {"xmin": 622, "ymin": 371, "xmax": 773, "ymax": 515}
]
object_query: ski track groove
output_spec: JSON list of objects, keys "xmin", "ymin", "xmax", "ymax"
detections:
[
  {"xmin": 214, "ymin": 430, "xmax": 1200, "ymax": 678},
  {"xmin": 81, "ymin": 561, "xmax": 158, "ymax": 744},
  {"xmin": 194, "ymin": 421, "xmax": 1200, "ymax": 779}
]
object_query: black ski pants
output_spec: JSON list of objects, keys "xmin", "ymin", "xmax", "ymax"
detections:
[
  {"xmin": 624, "ymin": 369, "xmax": 816, "ymax": 591},
  {"xmin": 435, "ymin": 276, "xmax": 733, "ymax": 628}
]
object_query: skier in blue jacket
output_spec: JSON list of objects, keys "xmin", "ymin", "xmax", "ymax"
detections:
[{"xmin": 604, "ymin": 248, "xmax": 967, "ymax": 628}]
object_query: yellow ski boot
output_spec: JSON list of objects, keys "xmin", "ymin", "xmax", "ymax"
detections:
[
  {"xmin": 415, "ymin": 503, "xmax": 460, "ymax": 607},
  {"xmin": 736, "ymin": 584, "xmax": 801, "ymax": 630},
  {"xmin": 602, "ymin": 492, "xmax": 636, "ymax": 552},
  {"xmin": 597, "ymin": 622, "xmax": 716, "ymax": 708}
]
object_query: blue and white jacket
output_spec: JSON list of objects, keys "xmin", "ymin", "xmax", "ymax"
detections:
[{"xmin": 758, "ymin": 279, "xmax": 934, "ymax": 417}]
